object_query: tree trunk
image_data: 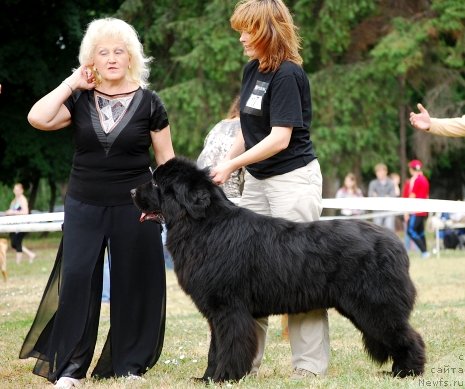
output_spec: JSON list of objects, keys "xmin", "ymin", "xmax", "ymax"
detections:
[
  {"xmin": 398, "ymin": 76, "xmax": 407, "ymax": 185},
  {"xmin": 28, "ymin": 176, "xmax": 40, "ymax": 212},
  {"xmin": 48, "ymin": 176, "xmax": 57, "ymax": 213}
]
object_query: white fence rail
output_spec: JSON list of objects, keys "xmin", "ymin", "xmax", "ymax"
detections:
[
  {"xmin": 0, "ymin": 212, "xmax": 64, "ymax": 233},
  {"xmin": 1, "ymin": 197, "xmax": 465, "ymax": 233}
]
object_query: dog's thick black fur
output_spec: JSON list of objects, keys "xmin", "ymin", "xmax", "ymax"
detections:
[{"xmin": 132, "ymin": 157, "xmax": 425, "ymax": 382}]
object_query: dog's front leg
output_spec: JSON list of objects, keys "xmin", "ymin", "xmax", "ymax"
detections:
[
  {"xmin": 192, "ymin": 319, "xmax": 218, "ymax": 383},
  {"xmin": 211, "ymin": 307, "xmax": 257, "ymax": 382},
  {"xmin": 203, "ymin": 319, "xmax": 218, "ymax": 381}
]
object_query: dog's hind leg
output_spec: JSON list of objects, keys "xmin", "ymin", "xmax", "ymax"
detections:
[
  {"xmin": 337, "ymin": 304, "xmax": 425, "ymax": 377},
  {"xmin": 358, "ymin": 319, "xmax": 425, "ymax": 376},
  {"xmin": 362, "ymin": 333, "xmax": 390, "ymax": 365},
  {"xmin": 210, "ymin": 307, "xmax": 257, "ymax": 382}
]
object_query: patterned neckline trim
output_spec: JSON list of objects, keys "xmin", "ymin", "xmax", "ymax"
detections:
[{"xmin": 94, "ymin": 87, "xmax": 140, "ymax": 98}]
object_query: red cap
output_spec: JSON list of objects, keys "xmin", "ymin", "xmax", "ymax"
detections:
[{"xmin": 408, "ymin": 159, "xmax": 423, "ymax": 170}]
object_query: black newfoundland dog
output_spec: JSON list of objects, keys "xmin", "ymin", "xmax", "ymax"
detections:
[{"xmin": 131, "ymin": 157, "xmax": 425, "ymax": 382}]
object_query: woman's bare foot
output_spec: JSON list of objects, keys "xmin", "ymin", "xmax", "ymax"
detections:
[{"xmin": 29, "ymin": 253, "xmax": 36, "ymax": 263}]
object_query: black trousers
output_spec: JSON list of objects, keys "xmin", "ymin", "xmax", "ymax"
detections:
[
  {"xmin": 20, "ymin": 196, "xmax": 166, "ymax": 382},
  {"xmin": 10, "ymin": 232, "xmax": 26, "ymax": 252}
]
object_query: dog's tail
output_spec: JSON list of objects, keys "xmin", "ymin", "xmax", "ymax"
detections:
[{"xmin": 362, "ymin": 325, "xmax": 426, "ymax": 377}]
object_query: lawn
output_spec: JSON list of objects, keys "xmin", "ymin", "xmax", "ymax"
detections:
[{"xmin": 0, "ymin": 235, "xmax": 464, "ymax": 388}]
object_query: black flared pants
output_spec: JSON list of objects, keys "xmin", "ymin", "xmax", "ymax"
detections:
[{"xmin": 19, "ymin": 196, "xmax": 166, "ymax": 382}]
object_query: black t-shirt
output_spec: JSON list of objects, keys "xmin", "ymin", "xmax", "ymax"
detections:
[
  {"xmin": 240, "ymin": 59, "xmax": 316, "ymax": 179},
  {"xmin": 64, "ymin": 88, "xmax": 169, "ymax": 205}
]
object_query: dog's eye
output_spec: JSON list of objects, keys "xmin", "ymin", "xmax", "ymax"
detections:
[{"xmin": 151, "ymin": 180, "xmax": 158, "ymax": 188}]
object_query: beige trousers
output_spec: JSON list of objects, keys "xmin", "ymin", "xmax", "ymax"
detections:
[{"xmin": 240, "ymin": 159, "xmax": 330, "ymax": 375}]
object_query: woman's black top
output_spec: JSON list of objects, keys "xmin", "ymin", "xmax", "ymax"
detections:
[
  {"xmin": 64, "ymin": 88, "xmax": 169, "ymax": 205},
  {"xmin": 240, "ymin": 59, "xmax": 316, "ymax": 179}
]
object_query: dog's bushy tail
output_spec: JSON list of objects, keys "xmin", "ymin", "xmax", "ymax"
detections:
[{"xmin": 362, "ymin": 325, "xmax": 426, "ymax": 377}]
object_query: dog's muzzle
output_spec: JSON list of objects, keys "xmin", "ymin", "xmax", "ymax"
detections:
[{"xmin": 131, "ymin": 189, "xmax": 165, "ymax": 224}]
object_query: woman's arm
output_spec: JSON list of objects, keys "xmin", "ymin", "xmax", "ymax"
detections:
[
  {"xmin": 225, "ymin": 129, "xmax": 246, "ymax": 160},
  {"xmin": 210, "ymin": 126, "xmax": 292, "ymax": 185},
  {"xmin": 151, "ymin": 125, "xmax": 175, "ymax": 165},
  {"xmin": 429, "ymin": 116, "xmax": 465, "ymax": 137},
  {"xmin": 28, "ymin": 65, "xmax": 96, "ymax": 131}
]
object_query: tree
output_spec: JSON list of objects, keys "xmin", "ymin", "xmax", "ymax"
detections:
[
  {"xmin": 117, "ymin": 0, "xmax": 245, "ymax": 157},
  {"xmin": 1, "ymin": 0, "xmax": 464, "ymax": 207},
  {"xmin": 292, "ymin": 0, "xmax": 465, "ymax": 197},
  {"xmin": 0, "ymin": 0, "xmax": 124, "ymax": 210}
]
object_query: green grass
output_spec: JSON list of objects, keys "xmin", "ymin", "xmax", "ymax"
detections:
[{"xmin": 1, "ymin": 237, "xmax": 464, "ymax": 388}]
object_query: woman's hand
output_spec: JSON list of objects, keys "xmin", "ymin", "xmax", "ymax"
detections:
[
  {"xmin": 64, "ymin": 65, "xmax": 97, "ymax": 92},
  {"xmin": 210, "ymin": 160, "xmax": 237, "ymax": 185}
]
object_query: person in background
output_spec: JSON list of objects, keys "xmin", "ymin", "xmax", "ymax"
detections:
[
  {"xmin": 368, "ymin": 163, "xmax": 396, "ymax": 231},
  {"xmin": 409, "ymin": 103, "xmax": 465, "ymax": 137},
  {"xmin": 197, "ymin": 95, "xmax": 244, "ymax": 199},
  {"xmin": 335, "ymin": 173, "xmax": 364, "ymax": 217},
  {"xmin": 401, "ymin": 176, "xmax": 419, "ymax": 252},
  {"xmin": 390, "ymin": 172, "xmax": 401, "ymax": 197},
  {"xmin": 210, "ymin": 0, "xmax": 329, "ymax": 379},
  {"xmin": 20, "ymin": 17, "xmax": 174, "ymax": 388},
  {"xmin": 5, "ymin": 183, "xmax": 36, "ymax": 264},
  {"xmin": 403, "ymin": 159, "xmax": 430, "ymax": 258}
]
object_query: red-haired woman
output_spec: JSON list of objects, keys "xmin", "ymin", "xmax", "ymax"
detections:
[{"xmin": 210, "ymin": 0, "xmax": 329, "ymax": 380}]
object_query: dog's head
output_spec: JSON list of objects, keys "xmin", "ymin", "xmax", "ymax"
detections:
[{"xmin": 131, "ymin": 157, "xmax": 218, "ymax": 224}]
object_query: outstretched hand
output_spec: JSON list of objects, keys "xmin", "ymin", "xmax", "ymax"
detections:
[{"xmin": 409, "ymin": 103, "xmax": 431, "ymax": 131}]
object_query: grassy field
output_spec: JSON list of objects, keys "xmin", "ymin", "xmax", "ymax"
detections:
[{"xmin": 0, "ymin": 235, "xmax": 464, "ymax": 388}]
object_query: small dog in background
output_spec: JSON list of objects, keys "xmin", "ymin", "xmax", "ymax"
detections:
[{"xmin": 0, "ymin": 238, "xmax": 8, "ymax": 281}]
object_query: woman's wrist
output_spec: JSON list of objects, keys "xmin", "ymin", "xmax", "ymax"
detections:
[
  {"xmin": 61, "ymin": 79, "xmax": 75, "ymax": 93},
  {"xmin": 227, "ymin": 158, "xmax": 241, "ymax": 173}
]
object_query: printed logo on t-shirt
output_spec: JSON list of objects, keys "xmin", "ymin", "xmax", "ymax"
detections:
[{"xmin": 244, "ymin": 80, "xmax": 269, "ymax": 116}]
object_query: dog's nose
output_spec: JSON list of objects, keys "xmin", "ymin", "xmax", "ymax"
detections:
[{"xmin": 130, "ymin": 189, "xmax": 136, "ymax": 197}]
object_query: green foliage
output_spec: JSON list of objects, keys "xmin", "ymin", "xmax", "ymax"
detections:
[
  {"xmin": 311, "ymin": 63, "xmax": 400, "ymax": 178},
  {"xmin": 294, "ymin": 0, "xmax": 376, "ymax": 67},
  {"xmin": 431, "ymin": 0, "xmax": 465, "ymax": 69},
  {"xmin": 118, "ymin": 0, "xmax": 244, "ymax": 158},
  {"xmin": 0, "ymin": 0, "xmax": 124, "ymax": 208},
  {"xmin": 1, "ymin": 0, "xmax": 465, "ymax": 203},
  {"xmin": 370, "ymin": 18, "xmax": 429, "ymax": 76}
]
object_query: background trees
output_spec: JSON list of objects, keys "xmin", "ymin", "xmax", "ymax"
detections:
[{"xmin": 1, "ymin": 0, "xmax": 464, "ymax": 210}]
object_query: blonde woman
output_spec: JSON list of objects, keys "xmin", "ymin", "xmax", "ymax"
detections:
[
  {"xmin": 20, "ymin": 18, "xmax": 174, "ymax": 388},
  {"xmin": 211, "ymin": 0, "xmax": 329, "ymax": 380}
]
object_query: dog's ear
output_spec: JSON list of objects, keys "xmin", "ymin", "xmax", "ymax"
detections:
[{"xmin": 175, "ymin": 185, "xmax": 211, "ymax": 219}]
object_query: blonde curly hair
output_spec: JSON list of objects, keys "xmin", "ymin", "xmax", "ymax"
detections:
[{"xmin": 78, "ymin": 18, "xmax": 151, "ymax": 88}]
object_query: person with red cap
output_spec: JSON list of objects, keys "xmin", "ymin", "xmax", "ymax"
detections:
[
  {"xmin": 402, "ymin": 159, "xmax": 430, "ymax": 258},
  {"xmin": 409, "ymin": 103, "xmax": 465, "ymax": 137}
]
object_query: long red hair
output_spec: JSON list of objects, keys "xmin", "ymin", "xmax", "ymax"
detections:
[{"xmin": 230, "ymin": 0, "xmax": 302, "ymax": 73}]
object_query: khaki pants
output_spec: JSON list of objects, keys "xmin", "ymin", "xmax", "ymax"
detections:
[{"xmin": 240, "ymin": 159, "xmax": 330, "ymax": 375}]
